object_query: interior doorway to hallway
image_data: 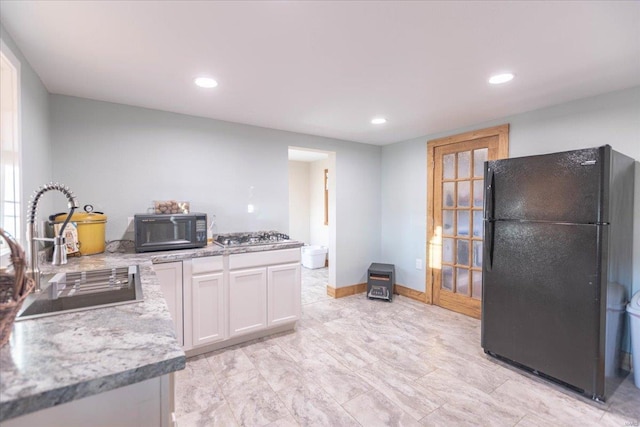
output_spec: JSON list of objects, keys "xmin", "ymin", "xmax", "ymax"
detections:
[{"xmin": 288, "ymin": 147, "xmax": 337, "ymax": 292}]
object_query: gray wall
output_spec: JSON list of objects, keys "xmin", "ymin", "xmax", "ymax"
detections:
[
  {"xmin": 7, "ymin": 15, "xmax": 637, "ymax": 304},
  {"xmin": 49, "ymin": 95, "xmax": 381, "ymax": 288},
  {"xmin": 0, "ymin": 24, "xmax": 52, "ymax": 236},
  {"xmin": 381, "ymin": 86, "xmax": 640, "ymax": 297}
]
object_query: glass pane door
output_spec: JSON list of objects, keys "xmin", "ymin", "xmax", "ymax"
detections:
[
  {"xmin": 440, "ymin": 148, "xmax": 486, "ymax": 299},
  {"xmin": 428, "ymin": 125, "xmax": 508, "ymax": 320}
]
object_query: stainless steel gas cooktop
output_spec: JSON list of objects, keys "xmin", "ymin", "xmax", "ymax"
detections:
[{"xmin": 214, "ymin": 231, "xmax": 291, "ymax": 247}]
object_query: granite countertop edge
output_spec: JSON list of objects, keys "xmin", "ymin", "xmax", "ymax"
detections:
[
  {"xmin": 0, "ymin": 241, "xmax": 303, "ymax": 422},
  {"xmin": 0, "ymin": 355, "xmax": 185, "ymax": 422},
  {"xmin": 148, "ymin": 241, "xmax": 304, "ymax": 263}
]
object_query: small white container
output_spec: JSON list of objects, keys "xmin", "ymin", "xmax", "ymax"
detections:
[
  {"xmin": 605, "ymin": 282, "xmax": 626, "ymax": 377},
  {"xmin": 301, "ymin": 245, "xmax": 327, "ymax": 269},
  {"xmin": 627, "ymin": 290, "xmax": 640, "ymax": 388}
]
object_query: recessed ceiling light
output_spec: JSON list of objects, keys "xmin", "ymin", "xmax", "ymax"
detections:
[
  {"xmin": 371, "ymin": 117, "xmax": 387, "ymax": 125},
  {"xmin": 489, "ymin": 73, "xmax": 515, "ymax": 85},
  {"xmin": 194, "ymin": 77, "xmax": 218, "ymax": 88}
]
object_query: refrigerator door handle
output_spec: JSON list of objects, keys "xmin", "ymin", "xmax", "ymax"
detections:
[
  {"xmin": 484, "ymin": 166, "xmax": 495, "ymax": 271},
  {"xmin": 485, "ymin": 167, "xmax": 495, "ymax": 220},
  {"xmin": 485, "ymin": 220, "xmax": 495, "ymax": 271}
]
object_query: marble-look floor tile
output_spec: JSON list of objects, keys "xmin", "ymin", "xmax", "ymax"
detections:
[
  {"xmin": 301, "ymin": 266, "xmax": 329, "ymax": 283},
  {"xmin": 603, "ymin": 376, "xmax": 640, "ymax": 421},
  {"xmin": 343, "ymin": 297, "xmax": 414, "ymax": 322},
  {"xmin": 176, "ymin": 401, "xmax": 239, "ymax": 427},
  {"xmin": 427, "ymin": 333, "xmax": 496, "ymax": 369},
  {"xmin": 599, "ymin": 409, "xmax": 640, "ymax": 427},
  {"xmin": 301, "ymin": 292, "xmax": 329, "ymax": 305},
  {"xmin": 386, "ymin": 314, "xmax": 441, "ymax": 340},
  {"xmin": 205, "ymin": 345, "xmax": 256, "ymax": 379},
  {"xmin": 293, "ymin": 314, "xmax": 325, "ymax": 332},
  {"xmin": 218, "ymin": 369, "xmax": 290, "ymax": 426},
  {"xmin": 177, "ymin": 354, "xmax": 214, "ymax": 379},
  {"xmin": 348, "ymin": 313, "xmax": 437, "ymax": 355},
  {"xmin": 420, "ymin": 349, "xmax": 511, "ymax": 393},
  {"xmin": 416, "ymin": 368, "xmax": 524, "ymax": 426},
  {"xmin": 343, "ymin": 389, "xmax": 423, "ymax": 427},
  {"xmin": 236, "ymin": 334, "xmax": 282, "ymax": 357},
  {"xmin": 175, "ymin": 376, "xmax": 225, "ymax": 418},
  {"xmin": 300, "ymin": 271, "xmax": 332, "ymax": 305},
  {"xmin": 174, "ymin": 356, "xmax": 223, "ymax": 417},
  {"xmin": 420, "ymin": 403, "xmax": 521, "ymax": 427},
  {"xmin": 302, "ymin": 299, "xmax": 363, "ymax": 324},
  {"xmin": 514, "ymin": 413, "xmax": 555, "ymax": 427},
  {"xmin": 488, "ymin": 356, "xmax": 633, "ymax": 412},
  {"xmin": 514, "ymin": 410, "xmax": 614, "ymax": 427},
  {"xmin": 357, "ymin": 362, "xmax": 443, "ymax": 421},
  {"xmin": 359, "ymin": 338, "xmax": 439, "ymax": 381},
  {"xmin": 271, "ymin": 328, "xmax": 328, "ymax": 362},
  {"xmin": 299, "ymin": 351, "xmax": 373, "ymax": 404},
  {"xmin": 173, "ymin": 267, "xmax": 635, "ymax": 427},
  {"xmin": 264, "ymin": 415, "xmax": 301, "ymax": 426},
  {"xmin": 315, "ymin": 332, "xmax": 380, "ymax": 371},
  {"xmin": 491, "ymin": 379, "xmax": 606, "ymax": 426},
  {"xmin": 245, "ymin": 343, "xmax": 306, "ymax": 392},
  {"xmin": 301, "ymin": 290, "xmax": 331, "ymax": 306},
  {"xmin": 323, "ymin": 316, "xmax": 387, "ymax": 345},
  {"xmin": 277, "ymin": 381, "xmax": 360, "ymax": 427}
]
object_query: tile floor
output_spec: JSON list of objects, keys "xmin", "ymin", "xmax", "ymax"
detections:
[{"xmin": 175, "ymin": 267, "xmax": 640, "ymax": 426}]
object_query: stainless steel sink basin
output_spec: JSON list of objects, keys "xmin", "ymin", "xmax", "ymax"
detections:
[{"xmin": 16, "ymin": 265, "xmax": 143, "ymax": 320}]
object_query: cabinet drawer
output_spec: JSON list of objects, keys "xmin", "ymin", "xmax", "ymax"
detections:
[
  {"xmin": 192, "ymin": 255, "xmax": 224, "ymax": 274},
  {"xmin": 229, "ymin": 248, "xmax": 301, "ymax": 270}
]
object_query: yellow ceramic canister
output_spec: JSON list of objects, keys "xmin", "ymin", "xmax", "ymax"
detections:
[{"xmin": 51, "ymin": 209, "xmax": 107, "ymax": 255}]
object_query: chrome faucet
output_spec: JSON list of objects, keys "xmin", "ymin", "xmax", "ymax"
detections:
[{"xmin": 27, "ymin": 183, "xmax": 79, "ymax": 292}]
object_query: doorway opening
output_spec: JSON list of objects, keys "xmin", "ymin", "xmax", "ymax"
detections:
[{"xmin": 288, "ymin": 147, "xmax": 336, "ymax": 296}]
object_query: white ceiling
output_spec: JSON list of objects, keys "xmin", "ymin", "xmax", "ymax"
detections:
[
  {"xmin": 1, "ymin": 1, "xmax": 639, "ymax": 146},
  {"xmin": 288, "ymin": 148, "xmax": 329, "ymax": 163}
]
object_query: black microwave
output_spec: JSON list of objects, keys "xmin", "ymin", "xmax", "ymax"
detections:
[{"xmin": 134, "ymin": 213, "xmax": 207, "ymax": 253}]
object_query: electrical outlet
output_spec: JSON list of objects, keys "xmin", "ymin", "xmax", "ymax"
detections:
[{"xmin": 416, "ymin": 259, "xmax": 423, "ymax": 270}]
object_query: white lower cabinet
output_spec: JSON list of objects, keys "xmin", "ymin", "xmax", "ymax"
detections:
[
  {"xmin": 229, "ymin": 268, "xmax": 268, "ymax": 337},
  {"xmin": 183, "ymin": 255, "xmax": 226, "ymax": 351},
  {"xmin": 158, "ymin": 248, "xmax": 301, "ymax": 354},
  {"xmin": 228, "ymin": 249, "xmax": 302, "ymax": 339},
  {"xmin": 191, "ymin": 271, "xmax": 225, "ymax": 346},
  {"xmin": 267, "ymin": 263, "xmax": 301, "ymax": 326},
  {"xmin": 154, "ymin": 262, "xmax": 184, "ymax": 346}
]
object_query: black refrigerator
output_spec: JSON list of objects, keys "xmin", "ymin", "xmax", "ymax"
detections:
[{"xmin": 481, "ymin": 145, "xmax": 635, "ymax": 402}]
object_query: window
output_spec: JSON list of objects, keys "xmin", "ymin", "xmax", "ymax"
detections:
[{"xmin": 1, "ymin": 40, "xmax": 21, "ymax": 264}]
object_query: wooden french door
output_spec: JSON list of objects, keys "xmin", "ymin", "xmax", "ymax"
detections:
[{"xmin": 426, "ymin": 125, "xmax": 509, "ymax": 319}]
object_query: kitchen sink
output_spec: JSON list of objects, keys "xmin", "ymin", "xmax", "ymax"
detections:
[{"xmin": 16, "ymin": 265, "xmax": 143, "ymax": 321}]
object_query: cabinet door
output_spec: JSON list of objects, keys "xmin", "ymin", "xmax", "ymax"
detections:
[
  {"xmin": 229, "ymin": 268, "xmax": 267, "ymax": 337},
  {"xmin": 154, "ymin": 262, "xmax": 183, "ymax": 346},
  {"xmin": 267, "ymin": 263, "xmax": 301, "ymax": 326},
  {"xmin": 191, "ymin": 272, "xmax": 225, "ymax": 347}
]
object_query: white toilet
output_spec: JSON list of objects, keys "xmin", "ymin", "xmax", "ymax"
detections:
[{"xmin": 301, "ymin": 245, "xmax": 327, "ymax": 269}]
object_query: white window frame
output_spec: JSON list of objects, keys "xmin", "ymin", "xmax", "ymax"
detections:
[{"xmin": 0, "ymin": 39, "xmax": 22, "ymax": 267}]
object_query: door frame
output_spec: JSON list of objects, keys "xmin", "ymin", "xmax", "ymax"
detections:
[{"xmin": 426, "ymin": 124, "xmax": 510, "ymax": 307}]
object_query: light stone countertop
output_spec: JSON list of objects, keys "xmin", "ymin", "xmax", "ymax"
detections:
[{"xmin": 0, "ymin": 241, "xmax": 303, "ymax": 422}]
